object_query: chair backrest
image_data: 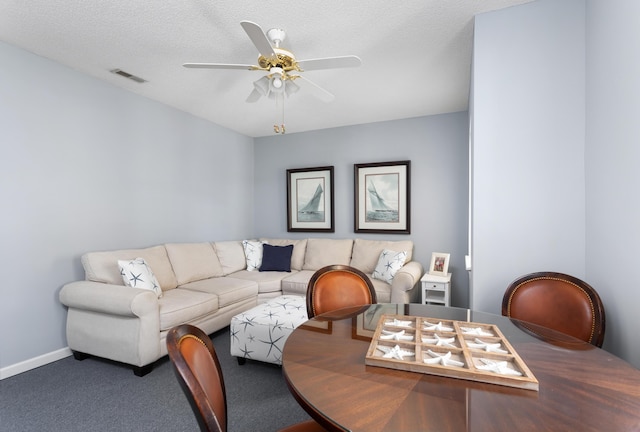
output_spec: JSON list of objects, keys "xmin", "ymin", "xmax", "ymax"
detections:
[
  {"xmin": 166, "ymin": 324, "xmax": 227, "ymax": 432},
  {"xmin": 502, "ymin": 272, "xmax": 606, "ymax": 347},
  {"xmin": 306, "ymin": 265, "xmax": 377, "ymax": 318}
]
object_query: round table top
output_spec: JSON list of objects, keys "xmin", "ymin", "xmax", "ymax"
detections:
[{"xmin": 282, "ymin": 304, "xmax": 640, "ymax": 432}]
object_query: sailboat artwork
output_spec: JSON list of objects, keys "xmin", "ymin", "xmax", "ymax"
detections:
[
  {"xmin": 287, "ymin": 166, "xmax": 334, "ymax": 233},
  {"xmin": 355, "ymin": 161, "xmax": 408, "ymax": 234},
  {"xmin": 296, "ymin": 181, "xmax": 325, "ymax": 222},
  {"xmin": 366, "ymin": 175, "xmax": 399, "ymax": 223}
]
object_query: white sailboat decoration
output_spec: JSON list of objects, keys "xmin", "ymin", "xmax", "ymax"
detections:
[
  {"xmin": 299, "ymin": 184, "xmax": 323, "ymax": 213},
  {"xmin": 297, "ymin": 184, "xmax": 324, "ymax": 222},
  {"xmin": 366, "ymin": 181, "xmax": 399, "ymax": 222},
  {"xmin": 367, "ymin": 182, "xmax": 393, "ymax": 212}
]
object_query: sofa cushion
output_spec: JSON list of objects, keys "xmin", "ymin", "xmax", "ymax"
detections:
[
  {"xmin": 165, "ymin": 242, "xmax": 224, "ymax": 285},
  {"xmin": 281, "ymin": 270, "xmax": 316, "ymax": 296},
  {"xmin": 226, "ymin": 270, "xmax": 292, "ymax": 294},
  {"xmin": 117, "ymin": 257, "xmax": 163, "ymax": 298},
  {"xmin": 371, "ymin": 249, "xmax": 408, "ymax": 284},
  {"xmin": 259, "ymin": 238, "xmax": 307, "ymax": 270},
  {"xmin": 302, "ymin": 238, "xmax": 354, "ymax": 271},
  {"xmin": 242, "ymin": 240, "xmax": 265, "ymax": 271},
  {"xmin": 213, "ymin": 241, "xmax": 247, "ymax": 275},
  {"xmin": 350, "ymin": 239, "xmax": 414, "ymax": 274},
  {"xmin": 158, "ymin": 289, "xmax": 219, "ymax": 331},
  {"xmin": 260, "ymin": 244, "xmax": 293, "ymax": 272},
  {"xmin": 82, "ymin": 245, "xmax": 178, "ymax": 290},
  {"xmin": 179, "ymin": 277, "xmax": 258, "ymax": 309}
]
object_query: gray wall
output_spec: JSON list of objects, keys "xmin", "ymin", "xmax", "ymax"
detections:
[
  {"xmin": 0, "ymin": 42, "xmax": 255, "ymax": 370},
  {"xmin": 473, "ymin": 0, "xmax": 640, "ymax": 368},
  {"xmin": 471, "ymin": 0, "xmax": 586, "ymax": 312},
  {"xmin": 585, "ymin": 0, "xmax": 640, "ymax": 366},
  {"xmin": 253, "ymin": 114, "xmax": 470, "ymax": 306}
]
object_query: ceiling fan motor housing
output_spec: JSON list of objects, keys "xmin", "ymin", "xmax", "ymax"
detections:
[{"xmin": 258, "ymin": 48, "xmax": 299, "ymax": 72}]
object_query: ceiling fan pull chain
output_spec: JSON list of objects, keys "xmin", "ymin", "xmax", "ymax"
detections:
[
  {"xmin": 281, "ymin": 96, "xmax": 286, "ymax": 134},
  {"xmin": 274, "ymin": 95, "xmax": 285, "ymax": 134}
]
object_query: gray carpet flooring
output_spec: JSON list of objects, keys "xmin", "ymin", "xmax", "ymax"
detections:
[{"xmin": 0, "ymin": 327, "xmax": 312, "ymax": 431}]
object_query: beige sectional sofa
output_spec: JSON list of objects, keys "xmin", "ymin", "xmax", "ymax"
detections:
[{"xmin": 59, "ymin": 238, "xmax": 423, "ymax": 375}]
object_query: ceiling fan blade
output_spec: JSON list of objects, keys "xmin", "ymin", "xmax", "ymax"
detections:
[
  {"xmin": 246, "ymin": 88, "xmax": 262, "ymax": 103},
  {"xmin": 183, "ymin": 63, "xmax": 255, "ymax": 70},
  {"xmin": 294, "ymin": 75, "xmax": 335, "ymax": 103},
  {"xmin": 296, "ymin": 55, "xmax": 362, "ymax": 71},
  {"xmin": 240, "ymin": 21, "xmax": 276, "ymax": 61}
]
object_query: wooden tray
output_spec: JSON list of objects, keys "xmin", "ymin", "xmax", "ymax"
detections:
[{"xmin": 365, "ymin": 314, "xmax": 539, "ymax": 391}]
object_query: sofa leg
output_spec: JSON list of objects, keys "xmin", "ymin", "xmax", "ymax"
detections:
[
  {"xmin": 72, "ymin": 351, "xmax": 89, "ymax": 361},
  {"xmin": 133, "ymin": 364, "xmax": 153, "ymax": 377},
  {"xmin": 237, "ymin": 357, "xmax": 246, "ymax": 366}
]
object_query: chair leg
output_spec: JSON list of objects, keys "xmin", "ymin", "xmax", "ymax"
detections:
[{"xmin": 237, "ymin": 357, "xmax": 246, "ymax": 365}]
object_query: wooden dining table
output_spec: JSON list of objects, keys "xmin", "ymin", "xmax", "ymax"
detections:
[{"xmin": 281, "ymin": 303, "xmax": 640, "ymax": 431}]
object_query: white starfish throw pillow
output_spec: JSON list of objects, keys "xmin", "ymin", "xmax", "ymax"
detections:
[
  {"xmin": 372, "ymin": 249, "xmax": 408, "ymax": 284},
  {"xmin": 117, "ymin": 257, "xmax": 162, "ymax": 298},
  {"xmin": 242, "ymin": 240, "xmax": 266, "ymax": 271}
]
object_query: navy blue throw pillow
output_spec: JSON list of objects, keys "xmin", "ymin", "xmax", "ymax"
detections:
[{"xmin": 259, "ymin": 244, "xmax": 293, "ymax": 272}]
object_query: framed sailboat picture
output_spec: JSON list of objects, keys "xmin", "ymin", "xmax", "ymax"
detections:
[
  {"xmin": 354, "ymin": 161, "xmax": 410, "ymax": 234},
  {"xmin": 287, "ymin": 166, "xmax": 335, "ymax": 232}
]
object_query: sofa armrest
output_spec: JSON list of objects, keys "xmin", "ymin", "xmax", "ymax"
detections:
[
  {"xmin": 390, "ymin": 261, "xmax": 424, "ymax": 303},
  {"xmin": 59, "ymin": 280, "xmax": 158, "ymax": 317}
]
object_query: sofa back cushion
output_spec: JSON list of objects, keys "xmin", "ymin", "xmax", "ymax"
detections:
[
  {"xmin": 302, "ymin": 238, "xmax": 354, "ymax": 271},
  {"xmin": 164, "ymin": 242, "xmax": 224, "ymax": 285},
  {"xmin": 213, "ymin": 241, "xmax": 247, "ymax": 275},
  {"xmin": 259, "ymin": 238, "xmax": 307, "ymax": 270},
  {"xmin": 350, "ymin": 239, "xmax": 414, "ymax": 274},
  {"xmin": 82, "ymin": 245, "xmax": 178, "ymax": 290}
]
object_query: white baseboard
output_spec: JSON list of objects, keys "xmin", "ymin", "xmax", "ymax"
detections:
[{"xmin": 0, "ymin": 347, "xmax": 72, "ymax": 380}]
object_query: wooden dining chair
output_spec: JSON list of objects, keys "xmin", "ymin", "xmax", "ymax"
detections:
[
  {"xmin": 306, "ymin": 265, "xmax": 377, "ymax": 318},
  {"xmin": 502, "ymin": 271, "xmax": 606, "ymax": 347},
  {"xmin": 166, "ymin": 324, "xmax": 326, "ymax": 432}
]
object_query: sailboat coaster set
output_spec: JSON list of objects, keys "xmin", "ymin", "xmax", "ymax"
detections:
[{"xmin": 365, "ymin": 314, "xmax": 539, "ymax": 391}]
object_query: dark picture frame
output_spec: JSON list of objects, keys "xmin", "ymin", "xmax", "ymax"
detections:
[
  {"xmin": 354, "ymin": 160, "xmax": 411, "ymax": 234},
  {"xmin": 287, "ymin": 166, "xmax": 335, "ymax": 232}
]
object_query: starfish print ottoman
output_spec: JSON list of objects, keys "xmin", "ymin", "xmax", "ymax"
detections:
[{"xmin": 230, "ymin": 295, "xmax": 308, "ymax": 365}]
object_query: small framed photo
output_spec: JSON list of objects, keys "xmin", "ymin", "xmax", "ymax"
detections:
[
  {"xmin": 429, "ymin": 252, "xmax": 450, "ymax": 276},
  {"xmin": 287, "ymin": 166, "xmax": 334, "ymax": 232},
  {"xmin": 354, "ymin": 160, "xmax": 410, "ymax": 234}
]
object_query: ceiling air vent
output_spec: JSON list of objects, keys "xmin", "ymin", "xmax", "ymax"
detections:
[{"xmin": 110, "ymin": 68, "xmax": 147, "ymax": 83}]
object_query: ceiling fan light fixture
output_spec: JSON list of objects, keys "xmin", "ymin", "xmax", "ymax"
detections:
[
  {"xmin": 285, "ymin": 80, "xmax": 300, "ymax": 97},
  {"xmin": 253, "ymin": 76, "xmax": 271, "ymax": 96},
  {"xmin": 268, "ymin": 67, "xmax": 285, "ymax": 94}
]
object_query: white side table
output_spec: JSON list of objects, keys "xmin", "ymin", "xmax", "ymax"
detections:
[{"xmin": 420, "ymin": 273, "xmax": 452, "ymax": 306}]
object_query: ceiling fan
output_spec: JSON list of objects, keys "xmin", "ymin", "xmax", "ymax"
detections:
[{"xmin": 183, "ymin": 21, "xmax": 361, "ymax": 113}]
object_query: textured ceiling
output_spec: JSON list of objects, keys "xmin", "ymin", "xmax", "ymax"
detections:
[{"xmin": 0, "ymin": 0, "xmax": 532, "ymax": 137}]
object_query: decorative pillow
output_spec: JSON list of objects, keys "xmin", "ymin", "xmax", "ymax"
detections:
[
  {"xmin": 117, "ymin": 257, "xmax": 163, "ymax": 298},
  {"xmin": 242, "ymin": 240, "xmax": 266, "ymax": 271},
  {"xmin": 259, "ymin": 244, "xmax": 293, "ymax": 272},
  {"xmin": 372, "ymin": 249, "xmax": 408, "ymax": 284}
]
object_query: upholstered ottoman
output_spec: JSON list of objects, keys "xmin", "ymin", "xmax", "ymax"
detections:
[{"xmin": 230, "ymin": 295, "xmax": 308, "ymax": 365}]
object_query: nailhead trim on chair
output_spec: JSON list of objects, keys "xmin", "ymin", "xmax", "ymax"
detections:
[
  {"xmin": 179, "ymin": 334, "xmax": 207, "ymax": 347},
  {"xmin": 507, "ymin": 276, "xmax": 596, "ymax": 344}
]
